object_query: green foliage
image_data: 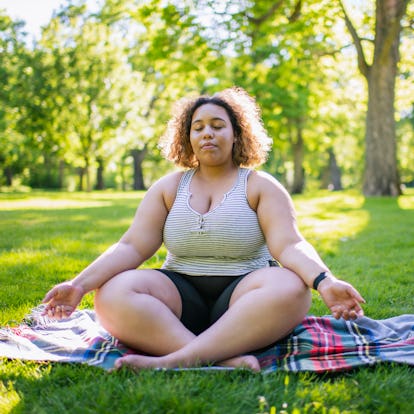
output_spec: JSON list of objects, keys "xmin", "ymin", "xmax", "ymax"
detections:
[
  {"xmin": 0, "ymin": 190, "xmax": 413, "ymax": 413},
  {"xmin": 0, "ymin": 1, "xmax": 413, "ymax": 192},
  {"xmin": 398, "ymin": 104, "xmax": 414, "ymax": 185},
  {"xmin": 191, "ymin": 0, "xmax": 371, "ymax": 191},
  {"xmin": 0, "ymin": 12, "xmax": 31, "ymax": 186}
]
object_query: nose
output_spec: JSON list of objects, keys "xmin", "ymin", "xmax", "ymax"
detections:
[{"xmin": 203, "ymin": 126, "xmax": 214, "ymax": 138}]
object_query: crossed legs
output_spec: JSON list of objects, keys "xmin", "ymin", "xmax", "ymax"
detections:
[{"xmin": 94, "ymin": 267, "xmax": 311, "ymax": 371}]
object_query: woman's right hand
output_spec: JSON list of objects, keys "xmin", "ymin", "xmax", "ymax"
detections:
[{"xmin": 41, "ymin": 282, "xmax": 85, "ymax": 319}]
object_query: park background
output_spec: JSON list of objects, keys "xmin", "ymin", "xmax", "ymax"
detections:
[
  {"xmin": 1, "ymin": 1, "xmax": 414, "ymax": 413},
  {"xmin": 1, "ymin": 0, "xmax": 413, "ymax": 196}
]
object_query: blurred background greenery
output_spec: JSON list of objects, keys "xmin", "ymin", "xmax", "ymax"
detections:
[{"xmin": 1, "ymin": 0, "xmax": 413, "ymax": 195}]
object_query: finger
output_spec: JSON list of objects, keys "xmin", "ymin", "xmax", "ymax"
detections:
[
  {"xmin": 56, "ymin": 305, "xmax": 71, "ymax": 319},
  {"xmin": 347, "ymin": 286, "xmax": 366, "ymax": 304},
  {"xmin": 351, "ymin": 303, "xmax": 364, "ymax": 318},
  {"xmin": 61, "ymin": 306, "xmax": 73, "ymax": 318},
  {"xmin": 345, "ymin": 299, "xmax": 364, "ymax": 319},
  {"xmin": 41, "ymin": 301, "xmax": 56, "ymax": 315},
  {"xmin": 55, "ymin": 305, "xmax": 63, "ymax": 319},
  {"xmin": 42, "ymin": 287, "xmax": 59, "ymax": 304},
  {"xmin": 45, "ymin": 304, "xmax": 63, "ymax": 319},
  {"xmin": 47, "ymin": 307, "xmax": 56, "ymax": 318},
  {"xmin": 350, "ymin": 297, "xmax": 365, "ymax": 314},
  {"xmin": 331, "ymin": 308, "xmax": 341, "ymax": 319},
  {"xmin": 349, "ymin": 309, "xmax": 362, "ymax": 320},
  {"xmin": 342, "ymin": 309, "xmax": 350, "ymax": 320}
]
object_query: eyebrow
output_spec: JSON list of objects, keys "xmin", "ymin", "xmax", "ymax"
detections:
[{"xmin": 191, "ymin": 117, "xmax": 227, "ymax": 125}]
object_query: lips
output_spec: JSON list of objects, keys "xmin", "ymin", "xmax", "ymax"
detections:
[{"xmin": 201, "ymin": 143, "xmax": 217, "ymax": 150}]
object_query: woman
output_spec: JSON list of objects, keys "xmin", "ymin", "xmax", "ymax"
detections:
[{"xmin": 42, "ymin": 87, "xmax": 365, "ymax": 371}]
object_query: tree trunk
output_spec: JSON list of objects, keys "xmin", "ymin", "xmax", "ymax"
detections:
[
  {"xmin": 78, "ymin": 167, "xmax": 85, "ymax": 191},
  {"xmin": 120, "ymin": 156, "xmax": 128, "ymax": 191},
  {"xmin": 364, "ymin": 66, "xmax": 401, "ymax": 196},
  {"xmin": 58, "ymin": 160, "xmax": 65, "ymax": 189},
  {"xmin": 4, "ymin": 166, "xmax": 13, "ymax": 186},
  {"xmin": 131, "ymin": 147, "xmax": 147, "ymax": 190},
  {"xmin": 84, "ymin": 156, "xmax": 92, "ymax": 192},
  {"xmin": 290, "ymin": 119, "xmax": 305, "ymax": 194},
  {"xmin": 95, "ymin": 157, "xmax": 105, "ymax": 190},
  {"xmin": 363, "ymin": 1, "xmax": 404, "ymax": 196},
  {"xmin": 341, "ymin": 0, "xmax": 408, "ymax": 196},
  {"xmin": 328, "ymin": 148, "xmax": 342, "ymax": 191}
]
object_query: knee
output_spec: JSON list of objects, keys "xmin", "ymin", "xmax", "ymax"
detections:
[
  {"xmin": 279, "ymin": 269, "xmax": 311, "ymax": 302},
  {"xmin": 261, "ymin": 268, "xmax": 311, "ymax": 314},
  {"xmin": 286, "ymin": 270, "xmax": 311, "ymax": 298},
  {"xmin": 94, "ymin": 281, "xmax": 115, "ymax": 314},
  {"xmin": 233, "ymin": 268, "xmax": 310, "ymax": 304},
  {"xmin": 94, "ymin": 270, "xmax": 135, "ymax": 312},
  {"xmin": 94, "ymin": 281, "xmax": 111, "ymax": 309},
  {"xmin": 280, "ymin": 270, "xmax": 312, "ymax": 318}
]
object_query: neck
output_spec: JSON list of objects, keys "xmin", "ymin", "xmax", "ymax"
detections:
[{"xmin": 196, "ymin": 163, "xmax": 238, "ymax": 180}]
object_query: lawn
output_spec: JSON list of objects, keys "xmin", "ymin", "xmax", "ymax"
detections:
[{"xmin": 0, "ymin": 189, "xmax": 413, "ymax": 413}]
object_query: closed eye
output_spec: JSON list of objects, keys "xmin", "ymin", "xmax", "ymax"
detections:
[{"xmin": 192, "ymin": 125, "xmax": 223, "ymax": 132}]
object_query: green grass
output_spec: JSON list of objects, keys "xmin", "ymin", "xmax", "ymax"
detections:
[{"xmin": 0, "ymin": 189, "xmax": 413, "ymax": 413}]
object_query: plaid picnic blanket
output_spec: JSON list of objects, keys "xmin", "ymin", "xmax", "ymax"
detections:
[{"xmin": 1, "ymin": 306, "xmax": 414, "ymax": 372}]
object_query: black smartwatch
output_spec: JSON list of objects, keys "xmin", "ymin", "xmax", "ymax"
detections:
[{"xmin": 313, "ymin": 271, "xmax": 328, "ymax": 290}]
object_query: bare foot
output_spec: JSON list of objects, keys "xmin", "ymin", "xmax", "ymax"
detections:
[
  {"xmin": 218, "ymin": 355, "xmax": 261, "ymax": 372},
  {"xmin": 114, "ymin": 353, "xmax": 261, "ymax": 372},
  {"xmin": 114, "ymin": 354, "xmax": 169, "ymax": 371}
]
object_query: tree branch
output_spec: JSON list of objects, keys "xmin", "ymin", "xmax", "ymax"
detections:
[
  {"xmin": 377, "ymin": 0, "xmax": 409, "ymax": 65},
  {"xmin": 309, "ymin": 43, "xmax": 356, "ymax": 58},
  {"xmin": 289, "ymin": 0, "xmax": 302, "ymax": 23},
  {"xmin": 401, "ymin": 17, "xmax": 414, "ymax": 30},
  {"xmin": 338, "ymin": 0, "xmax": 370, "ymax": 78},
  {"xmin": 246, "ymin": 0, "xmax": 284, "ymax": 26}
]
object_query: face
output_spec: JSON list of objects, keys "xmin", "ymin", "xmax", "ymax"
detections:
[{"xmin": 189, "ymin": 103, "xmax": 235, "ymax": 167}]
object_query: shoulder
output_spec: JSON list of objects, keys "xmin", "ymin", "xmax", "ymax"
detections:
[
  {"xmin": 153, "ymin": 170, "xmax": 185, "ymax": 189},
  {"xmin": 148, "ymin": 170, "xmax": 186, "ymax": 210},
  {"xmin": 247, "ymin": 170, "xmax": 292, "ymax": 210},
  {"xmin": 247, "ymin": 169, "xmax": 285, "ymax": 189}
]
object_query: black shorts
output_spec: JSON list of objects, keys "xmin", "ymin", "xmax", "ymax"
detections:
[{"xmin": 157, "ymin": 269, "xmax": 249, "ymax": 335}]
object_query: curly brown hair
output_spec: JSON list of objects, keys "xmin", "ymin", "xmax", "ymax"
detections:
[{"xmin": 159, "ymin": 87, "xmax": 273, "ymax": 168}]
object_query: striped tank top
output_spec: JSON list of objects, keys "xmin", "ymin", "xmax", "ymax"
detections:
[{"xmin": 162, "ymin": 167, "xmax": 272, "ymax": 276}]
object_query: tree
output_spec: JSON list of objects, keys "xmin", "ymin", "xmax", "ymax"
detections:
[
  {"xmin": 39, "ymin": 3, "xmax": 149, "ymax": 191},
  {"xmin": 100, "ymin": 0, "xmax": 223, "ymax": 188},
  {"xmin": 196, "ymin": 0, "xmax": 345, "ymax": 192},
  {"xmin": 340, "ymin": 0, "xmax": 410, "ymax": 196},
  {"xmin": 0, "ymin": 12, "xmax": 30, "ymax": 186},
  {"xmin": 398, "ymin": 103, "xmax": 414, "ymax": 185}
]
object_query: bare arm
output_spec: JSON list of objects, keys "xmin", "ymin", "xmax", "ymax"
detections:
[
  {"xmin": 253, "ymin": 172, "xmax": 326, "ymax": 284},
  {"xmin": 252, "ymin": 171, "xmax": 365, "ymax": 319},
  {"xmin": 42, "ymin": 172, "xmax": 181, "ymax": 317},
  {"xmin": 69, "ymin": 178, "xmax": 169, "ymax": 293}
]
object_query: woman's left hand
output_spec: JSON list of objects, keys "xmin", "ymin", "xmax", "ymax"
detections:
[{"xmin": 317, "ymin": 277, "xmax": 366, "ymax": 320}]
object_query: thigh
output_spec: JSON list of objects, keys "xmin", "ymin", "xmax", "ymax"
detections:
[
  {"xmin": 157, "ymin": 270, "xmax": 210, "ymax": 335},
  {"xmin": 95, "ymin": 269, "xmax": 184, "ymax": 318},
  {"xmin": 229, "ymin": 267, "xmax": 310, "ymax": 307},
  {"xmin": 209, "ymin": 274, "xmax": 248, "ymax": 325}
]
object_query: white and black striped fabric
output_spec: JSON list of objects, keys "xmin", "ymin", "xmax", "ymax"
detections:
[{"xmin": 162, "ymin": 168, "xmax": 272, "ymax": 276}]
